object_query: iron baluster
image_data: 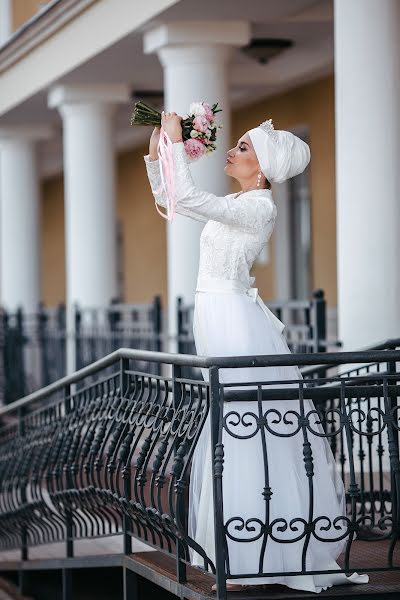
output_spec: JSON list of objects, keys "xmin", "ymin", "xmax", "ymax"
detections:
[
  {"xmin": 210, "ymin": 367, "xmax": 226, "ymax": 600},
  {"xmin": 384, "ymin": 361, "xmax": 400, "ymax": 566},
  {"xmin": 121, "ymin": 357, "xmax": 133, "ymax": 556},
  {"xmin": 340, "ymin": 381, "xmax": 359, "ymax": 571},
  {"xmin": 64, "ymin": 383, "xmax": 74, "ymax": 559},
  {"xmin": 172, "ymin": 363, "xmax": 187, "ymax": 584}
]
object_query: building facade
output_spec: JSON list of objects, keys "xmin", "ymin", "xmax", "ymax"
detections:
[{"xmin": 0, "ymin": 0, "xmax": 399, "ymax": 353}]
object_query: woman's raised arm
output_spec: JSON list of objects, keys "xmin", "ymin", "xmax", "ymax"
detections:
[
  {"xmin": 143, "ymin": 153, "xmax": 208, "ymax": 223},
  {"xmin": 143, "ymin": 125, "xmax": 209, "ymax": 223},
  {"xmin": 167, "ymin": 141, "xmax": 275, "ymax": 233}
]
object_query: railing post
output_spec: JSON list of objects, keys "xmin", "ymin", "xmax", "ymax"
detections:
[
  {"xmin": 176, "ymin": 297, "xmax": 183, "ymax": 355},
  {"xmin": 64, "ymin": 383, "xmax": 74, "ymax": 561},
  {"xmin": 70, "ymin": 303, "xmax": 78, "ymax": 377},
  {"xmin": 152, "ymin": 295, "xmax": 162, "ymax": 351},
  {"xmin": 37, "ymin": 302, "xmax": 50, "ymax": 388},
  {"xmin": 121, "ymin": 357, "xmax": 132, "ymax": 556},
  {"xmin": 17, "ymin": 405, "xmax": 30, "ymax": 597},
  {"xmin": 108, "ymin": 300, "xmax": 121, "ymax": 354},
  {"xmin": 312, "ymin": 289, "xmax": 326, "ymax": 353},
  {"xmin": 3, "ymin": 310, "xmax": 9, "ymax": 404},
  {"xmin": 66, "ymin": 303, "xmax": 78, "ymax": 376},
  {"xmin": 62, "ymin": 568, "xmax": 72, "ymax": 600},
  {"xmin": 0, "ymin": 307, "xmax": 5, "ymax": 406},
  {"xmin": 16, "ymin": 308, "xmax": 27, "ymax": 401},
  {"xmin": 18, "ymin": 405, "xmax": 28, "ymax": 562},
  {"xmin": 63, "ymin": 384, "xmax": 74, "ymax": 600},
  {"xmin": 386, "ymin": 360, "xmax": 400, "ymax": 542},
  {"xmin": 209, "ymin": 366, "xmax": 227, "ymax": 600},
  {"xmin": 123, "ymin": 566, "xmax": 139, "ymax": 600},
  {"xmin": 153, "ymin": 295, "xmax": 163, "ymax": 371},
  {"xmin": 172, "ymin": 362, "xmax": 187, "ymax": 584},
  {"xmin": 57, "ymin": 302, "xmax": 67, "ymax": 379},
  {"xmin": 311, "ymin": 289, "xmax": 328, "ymax": 380}
]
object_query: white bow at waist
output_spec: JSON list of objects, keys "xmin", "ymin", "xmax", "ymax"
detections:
[{"xmin": 195, "ymin": 277, "xmax": 285, "ymax": 334}]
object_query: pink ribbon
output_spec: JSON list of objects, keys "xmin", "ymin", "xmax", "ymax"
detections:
[{"xmin": 155, "ymin": 126, "xmax": 175, "ymax": 222}]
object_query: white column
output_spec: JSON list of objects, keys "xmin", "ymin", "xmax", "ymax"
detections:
[
  {"xmin": 0, "ymin": 126, "xmax": 50, "ymax": 312},
  {"xmin": 48, "ymin": 84, "xmax": 129, "ymax": 310},
  {"xmin": 334, "ymin": 0, "xmax": 400, "ymax": 351},
  {"xmin": 144, "ymin": 22, "xmax": 250, "ymax": 350},
  {"xmin": 0, "ymin": 0, "xmax": 12, "ymax": 45}
]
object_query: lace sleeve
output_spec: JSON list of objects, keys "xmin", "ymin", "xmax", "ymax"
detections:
[
  {"xmin": 143, "ymin": 154, "xmax": 208, "ymax": 223},
  {"xmin": 170, "ymin": 141, "xmax": 275, "ymax": 233}
]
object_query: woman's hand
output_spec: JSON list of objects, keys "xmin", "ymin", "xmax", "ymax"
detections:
[
  {"xmin": 149, "ymin": 127, "xmax": 160, "ymax": 160},
  {"xmin": 161, "ymin": 111, "xmax": 183, "ymax": 143}
]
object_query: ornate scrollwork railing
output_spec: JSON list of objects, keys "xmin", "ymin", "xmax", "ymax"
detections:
[{"xmin": 0, "ymin": 344, "xmax": 399, "ymax": 600}]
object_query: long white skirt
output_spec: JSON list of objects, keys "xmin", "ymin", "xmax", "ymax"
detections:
[{"xmin": 188, "ymin": 288, "xmax": 369, "ymax": 593}]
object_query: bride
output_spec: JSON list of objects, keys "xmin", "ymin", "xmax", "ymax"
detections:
[{"xmin": 143, "ymin": 112, "xmax": 369, "ymax": 594}]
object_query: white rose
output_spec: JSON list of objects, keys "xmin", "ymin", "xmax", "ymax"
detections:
[
  {"xmin": 189, "ymin": 101, "xmax": 206, "ymax": 117},
  {"xmin": 190, "ymin": 130, "xmax": 199, "ymax": 138}
]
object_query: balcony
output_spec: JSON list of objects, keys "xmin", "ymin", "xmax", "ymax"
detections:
[{"xmin": 0, "ymin": 341, "xmax": 399, "ymax": 599}]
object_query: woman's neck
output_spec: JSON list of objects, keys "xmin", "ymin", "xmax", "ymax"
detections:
[{"xmin": 238, "ymin": 186, "xmax": 270, "ymax": 194}]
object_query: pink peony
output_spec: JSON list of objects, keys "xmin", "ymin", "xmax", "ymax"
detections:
[
  {"xmin": 193, "ymin": 115, "xmax": 209, "ymax": 133},
  {"xmin": 184, "ymin": 138, "xmax": 206, "ymax": 161},
  {"xmin": 202, "ymin": 102, "xmax": 214, "ymax": 121}
]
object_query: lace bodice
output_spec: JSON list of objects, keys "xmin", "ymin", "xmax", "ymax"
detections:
[{"xmin": 143, "ymin": 141, "xmax": 277, "ymax": 288}]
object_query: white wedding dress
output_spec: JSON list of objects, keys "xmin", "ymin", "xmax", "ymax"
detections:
[{"xmin": 143, "ymin": 142, "xmax": 369, "ymax": 593}]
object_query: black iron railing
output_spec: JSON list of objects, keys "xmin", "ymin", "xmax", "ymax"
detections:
[
  {"xmin": 0, "ymin": 340, "xmax": 399, "ymax": 599},
  {"xmin": 0, "ymin": 298, "xmax": 163, "ymax": 403},
  {"xmin": 0, "ymin": 290, "xmax": 339, "ymax": 404},
  {"xmin": 74, "ymin": 299, "xmax": 163, "ymax": 374},
  {"xmin": 177, "ymin": 288, "xmax": 337, "ymax": 354}
]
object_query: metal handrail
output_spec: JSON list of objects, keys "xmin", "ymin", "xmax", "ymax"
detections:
[
  {"xmin": 300, "ymin": 337, "xmax": 400, "ymax": 377},
  {"xmin": 1, "ymin": 341, "xmax": 399, "ymax": 417}
]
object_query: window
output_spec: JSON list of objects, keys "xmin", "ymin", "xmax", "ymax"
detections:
[
  {"xmin": 273, "ymin": 128, "xmax": 312, "ymax": 301},
  {"xmin": 288, "ymin": 152, "xmax": 311, "ymax": 299}
]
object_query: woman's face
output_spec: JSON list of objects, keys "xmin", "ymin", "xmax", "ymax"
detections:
[{"xmin": 224, "ymin": 132, "xmax": 261, "ymax": 182}]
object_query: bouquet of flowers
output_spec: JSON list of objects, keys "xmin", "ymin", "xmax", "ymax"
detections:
[
  {"xmin": 130, "ymin": 100, "xmax": 222, "ymax": 161},
  {"xmin": 131, "ymin": 100, "xmax": 222, "ymax": 221}
]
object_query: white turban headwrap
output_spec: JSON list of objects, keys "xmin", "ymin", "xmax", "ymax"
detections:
[{"xmin": 248, "ymin": 122, "xmax": 310, "ymax": 184}]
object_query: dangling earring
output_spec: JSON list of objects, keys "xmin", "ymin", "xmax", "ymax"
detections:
[{"xmin": 257, "ymin": 171, "xmax": 262, "ymax": 187}]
